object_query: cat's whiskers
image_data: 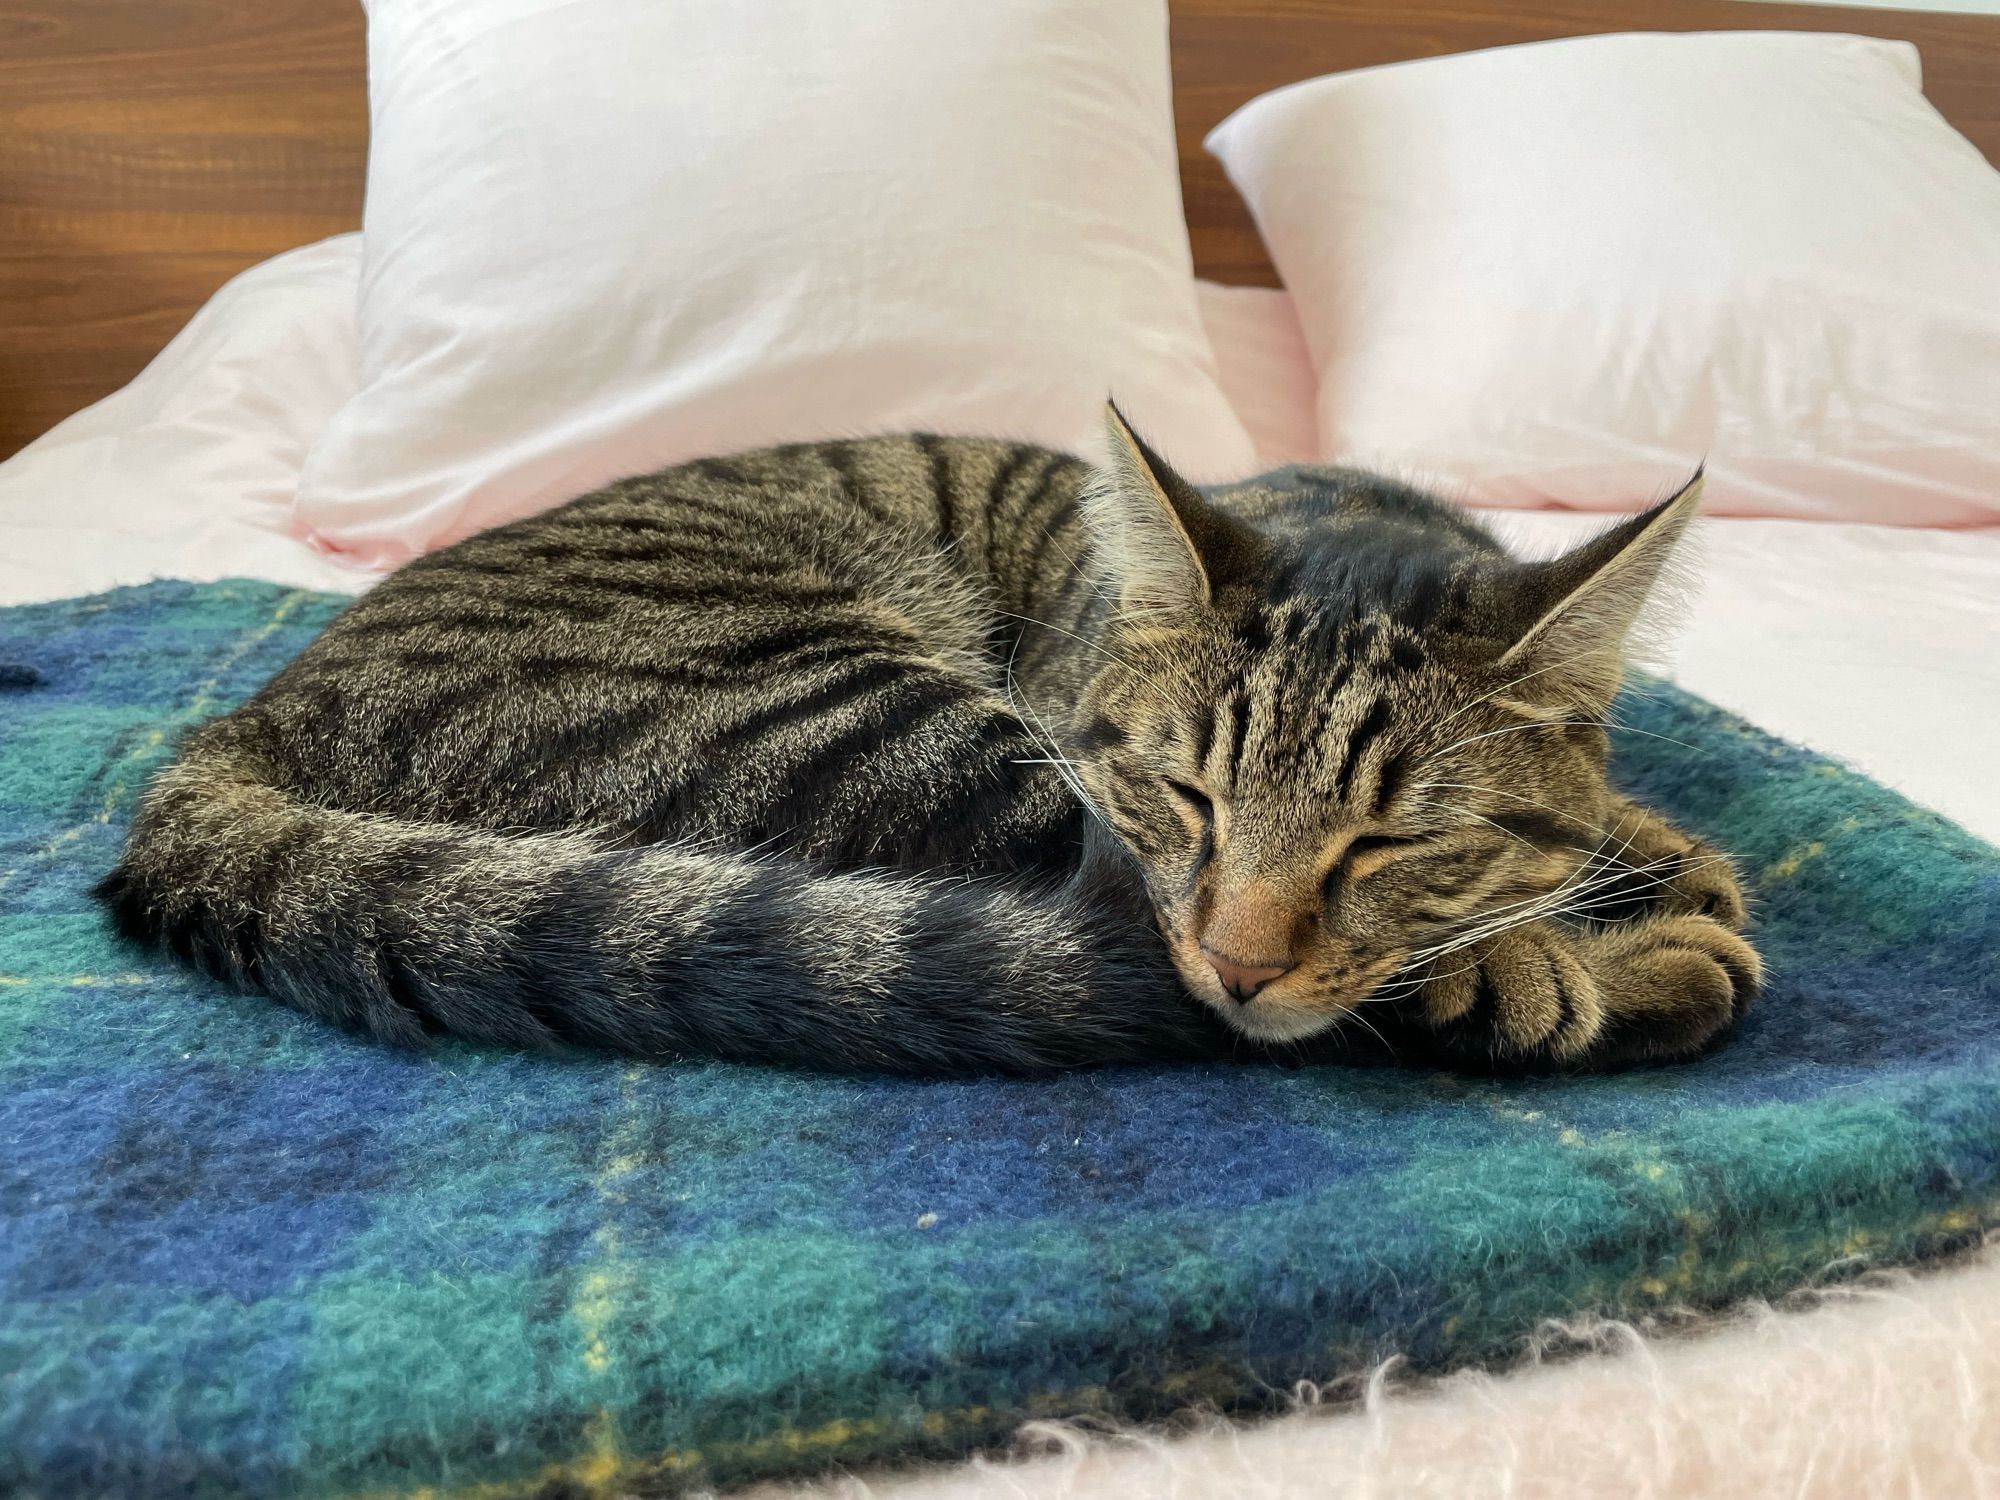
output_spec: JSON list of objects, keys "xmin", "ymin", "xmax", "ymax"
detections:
[
  {"xmin": 1456, "ymin": 808, "xmax": 1546, "ymax": 852},
  {"xmin": 1415, "ymin": 864, "xmax": 1600, "ymax": 946},
  {"xmin": 1369, "ymin": 967, "xmax": 1443, "ymax": 1003},
  {"xmin": 1407, "ymin": 813, "xmax": 1701, "ymax": 962},
  {"xmin": 1042, "ymin": 531, "xmax": 1119, "ymax": 607},
  {"xmin": 1398, "ymin": 833, "xmax": 1649, "ymax": 965},
  {"xmin": 1542, "ymin": 852, "xmax": 1735, "ymax": 924},
  {"xmin": 1003, "ymin": 646, "xmax": 1114, "ymax": 837},
  {"xmin": 1429, "ymin": 643, "xmax": 1631, "ymax": 734},
  {"xmin": 1576, "ymin": 718, "xmax": 1711, "ymax": 756},
  {"xmin": 1332, "ymin": 1002, "xmax": 1398, "ymax": 1060},
  {"xmin": 1407, "ymin": 955, "xmax": 1488, "ymax": 992},
  {"xmin": 1410, "ymin": 781, "xmax": 1615, "ymax": 842},
  {"xmin": 1429, "ymin": 713, "xmax": 1712, "ymax": 768},
  {"xmin": 991, "ymin": 608, "xmax": 1129, "ymax": 671}
]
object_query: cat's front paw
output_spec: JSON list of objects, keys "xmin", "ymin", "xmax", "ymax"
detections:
[
  {"xmin": 1406, "ymin": 910, "xmax": 1759, "ymax": 1070},
  {"xmin": 1584, "ymin": 913, "xmax": 1761, "ymax": 1064},
  {"xmin": 1416, "ymin": 921, "xmax": 1606, "ymax": 1063},
  {"xmin": 1648, "ymin": 836, "xmax": 1749, "ymax": 928},
  {"xmin": 1594, "ymin": 799, "xmax": 1749, "ymax": 929}
]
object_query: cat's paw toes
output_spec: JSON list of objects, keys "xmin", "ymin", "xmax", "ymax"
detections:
[
  {"xmin": 1591, "ymin": 914, "xmax": 1761, "ymax": 1062},
  {"xmin": 1658, "ymin": 841, "xmax": 1749, "ymax": 928},
  {"xmin": 1585, "ymin": 833, "xmax": 1748, "ymax": 929},
  {"xmin": 1420, "ymin": 925, "xmax": 1604, "ymax": 1061}
]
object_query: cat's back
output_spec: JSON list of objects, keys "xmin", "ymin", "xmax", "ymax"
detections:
[
  {"xmin": 352, "ymin": 432, "xmax": 1091, "ymax": 612},
  {"xmin": 207, "ymin": 434, "xmax": 1092, "ymax": 836}
]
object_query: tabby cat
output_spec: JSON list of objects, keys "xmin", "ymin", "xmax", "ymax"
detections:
[{"xmin": 100, "ymin": 406, "xmax": 1759, "ymax": 1073}]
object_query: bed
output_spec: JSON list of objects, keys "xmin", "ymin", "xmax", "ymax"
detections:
[{"xmin": 4, "ymin": 3, "xmax": 1999, "ymax": 1497}]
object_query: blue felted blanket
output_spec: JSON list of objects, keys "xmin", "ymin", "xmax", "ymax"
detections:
[{"xmin": 2, "ymin": 579, "xmax": 1997, "ymax": 1497}]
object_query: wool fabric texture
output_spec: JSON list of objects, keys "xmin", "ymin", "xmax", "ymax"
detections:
[{"xmin": 2, "ymin": 580, "xmax": 1996, "ymax": 1497}]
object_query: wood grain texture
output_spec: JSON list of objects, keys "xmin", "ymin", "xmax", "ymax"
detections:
[
  {"xmin": 0, "ymin": 0, "xmax": 368, "ymax": 458},
  {"xmin": 0, "ymin": 0, "xmax": 1994, "ymax": 454}
]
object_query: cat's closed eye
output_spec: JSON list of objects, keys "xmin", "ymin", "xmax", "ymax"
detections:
[
  {"xmin": 1342, "ymin": 833, "xmax": 1422, "ymax": 862},
  {"xmin": 1163, "ymin": 778, "xmax": 1215, "ymax": 830},
  {"xmin": 1321, "ymin": 833, "xmax": 1427, "ymax": 901}
]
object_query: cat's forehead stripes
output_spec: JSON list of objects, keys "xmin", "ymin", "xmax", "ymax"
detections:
[
  {"xmin": 1332, "ymin": 695, "xmax": 1393, "ymax": 804},
  {"xmin": 1209, "ymin": 596, "xmax": 1440, "ymax": 813}
]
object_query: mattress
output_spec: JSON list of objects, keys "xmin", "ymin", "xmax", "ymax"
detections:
[{"xmin": 2, "ymin": 235, "xmax": 1996, "ymax": 1497}]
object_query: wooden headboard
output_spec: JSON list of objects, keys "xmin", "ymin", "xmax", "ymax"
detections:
[{"xmin": 4, "ymin": 0, "xmax": 1997, "ymax": 458}]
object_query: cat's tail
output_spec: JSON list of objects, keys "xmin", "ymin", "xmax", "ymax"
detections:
[{"xmin": 95, "ymin": 734, "xmax": 1226, "ymax": 1073}]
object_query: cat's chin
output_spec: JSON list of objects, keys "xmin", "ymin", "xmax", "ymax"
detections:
[
  {"xmin": 1171, "ymin": 956, "xmax": 1354, "ymax": 1044},
  {"xmin": 1212, "ymin": 1001, "xmax": 1344, "ymax": 1046}
]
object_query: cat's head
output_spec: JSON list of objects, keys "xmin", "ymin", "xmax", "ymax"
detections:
[{"xmin": 1067, "ymin": 404, "xmax": 1701, "ymax": 1043}]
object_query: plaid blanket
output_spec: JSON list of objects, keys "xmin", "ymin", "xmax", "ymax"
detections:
[{"xmin": 3, "ymin": 579, "xmax": 1997, "ymax": 1498}]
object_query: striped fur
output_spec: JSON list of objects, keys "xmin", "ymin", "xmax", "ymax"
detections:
[{"xmin": 100, "ymin": 414, "xmax": 1758, "ymax": 1072}]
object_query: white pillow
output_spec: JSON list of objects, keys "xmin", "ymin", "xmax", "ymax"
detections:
[
  {"xmin": 297, "ymin": 0, "xmax": 1255, "ymax": 567},
  {"xmin": 1206, "ymin": 32, "xmax": 2000, "ymax": 526}
]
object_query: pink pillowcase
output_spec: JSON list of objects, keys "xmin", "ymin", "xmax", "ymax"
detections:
[
  {"xmin": 297, "ymin": 0, "xmax": 1255, "ymax": 568},
  {"xmin": 1195, "ymin": 284, "xmax": 1320, "ymax": 469},
  {"xmin": 1207, "ymin": 32, "xmax": 2000, "ymax": 526}
]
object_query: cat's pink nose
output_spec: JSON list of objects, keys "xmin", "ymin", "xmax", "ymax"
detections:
[{"xmin": 1200, "ymin": 946, "xmax": 1294, "ymax": 1002}]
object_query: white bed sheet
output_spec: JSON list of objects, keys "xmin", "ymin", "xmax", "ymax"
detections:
[{"xmin": 2, "ymin": 241, "xmax": 1997, "ymax": 1500}]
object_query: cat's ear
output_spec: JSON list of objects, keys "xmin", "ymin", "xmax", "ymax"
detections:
[
  {"xmin": 1496, "ymin": 470, "xmax": 1705, "ymax": 708},
  {"xmin": 1085, "ymin": 401, "xmax": 1250, "ymax": 614}
]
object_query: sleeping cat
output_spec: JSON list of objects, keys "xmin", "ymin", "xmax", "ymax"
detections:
[{"xmin": 99, "ymin": 405, "xmax": 1758, "ymax": 1073}]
